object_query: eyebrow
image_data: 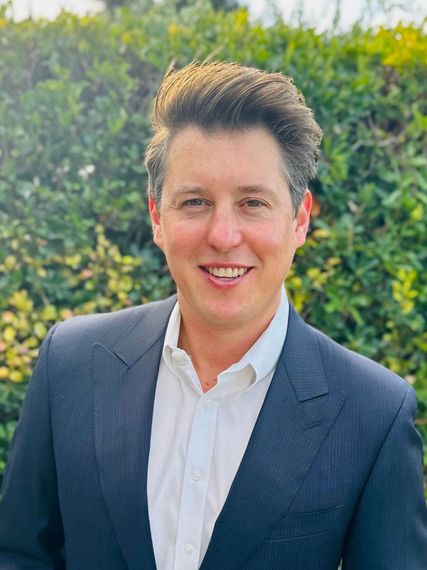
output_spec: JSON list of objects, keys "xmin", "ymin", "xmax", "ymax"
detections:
[
  {"xmin": 173, "ymin": 186, "xmax": 208, "ymax": 196},
  {"xmin": 173, "ymin": 184, "xmax": 277, "ymax": 196},
  {"xmin": 235, "ymin": 184, "xmax": 277, "ymax": 196}
]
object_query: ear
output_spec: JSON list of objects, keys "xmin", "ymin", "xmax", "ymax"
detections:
[
  {"xmin": 294, "ymin": 190, "xmax": 312, "ymax": 248},
  {"xmin": 149, "ymin": 197, "xmax": 164, "ymax": 251}
]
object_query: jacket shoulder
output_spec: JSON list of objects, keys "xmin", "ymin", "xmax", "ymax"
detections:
[
  {"xmin": 46, "ymin": 295, "xmax": 176, "ymax": 360},
  {"xmin": 310, "ymin": 323, "xmax": 410, "ymax": 401}
]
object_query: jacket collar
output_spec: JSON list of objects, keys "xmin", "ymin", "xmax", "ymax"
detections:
[
  {"xmin": 112, "ymin": 295, "xmax": 177, "ymax": 367},
  {"xmin": 112, "ymin": 297, "xmax": 328, "ymax": 402},
  {"xmin": 281, "ymin": 303, "xmax": 329, "ymax": 401}
]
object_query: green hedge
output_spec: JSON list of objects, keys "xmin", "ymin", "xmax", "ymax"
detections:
[{"xmin": 0, "ymin": 2, "xmax": 426, "ymax": 475}]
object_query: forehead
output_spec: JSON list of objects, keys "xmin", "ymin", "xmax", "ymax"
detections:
[{"xmin": 163, "ymin": 126, "xmax": 284, "ymax": 188}]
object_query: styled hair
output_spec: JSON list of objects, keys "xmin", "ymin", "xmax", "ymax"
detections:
[{"xmin": 145, "ymin": 61, "xmax": 322, "ymax": 214}]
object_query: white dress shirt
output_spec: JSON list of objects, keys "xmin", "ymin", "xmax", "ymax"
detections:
[{"xmin": 147, "ymin": 287, "xmax": 289, "ymax": 570}]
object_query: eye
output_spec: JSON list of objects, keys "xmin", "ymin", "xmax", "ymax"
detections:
[
  {"xmin": 182, "ymin": 198, "xmax": 209, "ymax": 207},
  {"xmin": 242, "ymin": 199, "xmax": 267, "ymax": 208}
]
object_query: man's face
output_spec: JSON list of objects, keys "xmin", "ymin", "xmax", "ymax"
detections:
[{"xmin": 149, "ymin": 126, "xmax": 311, "ymax": 333}]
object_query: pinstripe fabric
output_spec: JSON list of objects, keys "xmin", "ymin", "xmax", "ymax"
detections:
[{"xmin": 0, "ymin": 296, "xmax": 425, "ymax": 569}]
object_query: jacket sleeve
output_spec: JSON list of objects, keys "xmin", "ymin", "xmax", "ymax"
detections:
[
  {"xmin": 342, "ymin": 386, "xmax": 427, "ymax": 569},
  {"xmin": 0, "ymin": 324, "xmax": 65, "ymax": 569}
]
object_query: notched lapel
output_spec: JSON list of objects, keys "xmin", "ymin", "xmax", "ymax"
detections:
[
  {"xmin": 201, "ymin": 307, "xmax": 347, "ymax": 570},
  {"xmin": 201, "ymin": 367, "xmax": 346, "ymax": 569},
  {"xmin": 92, "ymin": 296, "xmax": 175, "ymax": 570},
  {"xmin": 92, "ymin": 341, "xmax": 161, "ymax": 570}
]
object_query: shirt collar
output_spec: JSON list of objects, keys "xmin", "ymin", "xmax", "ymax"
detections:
[
  {"xmin": 222, "ymin": 286, "xmax": 289, "ymax": 383},
  {"xmin": 162, "ymin": 286, "xmax": 289, "ymax": 393}
]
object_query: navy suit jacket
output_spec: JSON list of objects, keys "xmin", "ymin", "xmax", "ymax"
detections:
[{"xmin": 0, "ymin": 296, "xmax": 426, "ymax": 569}]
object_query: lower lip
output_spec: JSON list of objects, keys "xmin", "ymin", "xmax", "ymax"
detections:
[{"xmin": 200, "ymin": 268, "xmax": 252, "ymax": 289}]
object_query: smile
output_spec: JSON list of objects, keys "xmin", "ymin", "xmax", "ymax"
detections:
[{"xmin": 203, "ymin": 266, "xmax": 250, "ymax": 278}]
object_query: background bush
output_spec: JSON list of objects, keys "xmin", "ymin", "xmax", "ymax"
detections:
[{"xmin": 0, "ymin": 1, "xmax": 426, "ymax": 476}]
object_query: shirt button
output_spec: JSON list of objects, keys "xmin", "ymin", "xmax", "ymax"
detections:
[
  {"xmin": 192, "ymin": 470, "xmax": 201, "ymax": 481},
  {"xmin": 184, "ymin": 543, "xmax": 194, "ymax": 555},
  {"xmin": 203, "ymin": 400, "xmax": 212, "ymax": 410}
]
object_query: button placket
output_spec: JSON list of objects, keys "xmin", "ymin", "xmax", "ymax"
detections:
[{"xmin": 173, "ymin": 398, "xmax": 218, "ymax": 570}]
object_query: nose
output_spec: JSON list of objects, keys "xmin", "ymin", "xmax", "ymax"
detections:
[{"xmin": 206, "ymin": 206, "xmax": 243, "ymax": 252}]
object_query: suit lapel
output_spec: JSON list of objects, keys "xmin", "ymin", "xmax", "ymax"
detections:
[
  {"xmin": 93, "ymin": 297, "xmax": 176, "ymax": 570},
  {"xmin": 200, "ymin": 306, "xmax": 346, "ymax": 569}
]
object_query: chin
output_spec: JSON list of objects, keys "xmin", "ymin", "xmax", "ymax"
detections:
[{"xmin": 202, "ymin": 302, "xmax": 254, "ymax": 328}]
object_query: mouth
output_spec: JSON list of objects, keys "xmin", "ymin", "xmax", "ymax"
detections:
[{"xmin": 200, "ymin": 266, "xmax": 252, "ymax": 280}]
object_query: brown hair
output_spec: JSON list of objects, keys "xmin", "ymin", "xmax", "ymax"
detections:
[{"xmin": 145, "ymin": 61, "xmax": 322, "ymax": 214}]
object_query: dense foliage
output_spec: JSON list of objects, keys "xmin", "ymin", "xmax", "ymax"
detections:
[{"xmin": 0, "ymin": 1, "xmax": 426, "ymax": 475}]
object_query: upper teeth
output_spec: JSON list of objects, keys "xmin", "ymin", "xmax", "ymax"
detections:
[{"xmin": 206, "ymin": 267, "xmax": 247, "ymax": 278}]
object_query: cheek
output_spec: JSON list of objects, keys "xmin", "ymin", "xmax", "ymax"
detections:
[
  {"xmin": 255, "ymin": 225, "xmax": 294, "ymax": 257},
  {"xmin": 169, "ymin": 220, "xmax": 205, "ymax": 248},
  {"xmin": 161, "ymin": 226, "xmax": 200, "ymax": 261},
  {"xmin": 269, "ymin": 238, "xmax": 297, "ymax": 275}
]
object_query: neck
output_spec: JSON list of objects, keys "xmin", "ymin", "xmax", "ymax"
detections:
[{"xmin": 177, "ymin": 311, "xmax": 276, "ymax": 392}]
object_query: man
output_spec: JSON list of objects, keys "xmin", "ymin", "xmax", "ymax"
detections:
[{"xmin": 0, "ymin": 62, "xmax": 426, "ymax": 569}]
